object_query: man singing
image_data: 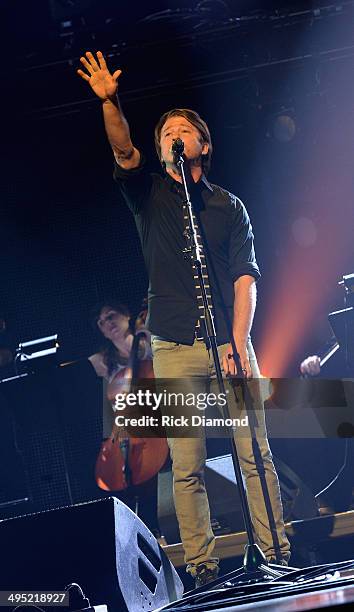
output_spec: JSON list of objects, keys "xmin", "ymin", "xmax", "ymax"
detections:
[{"xmin": 78, "ymin": 51, "xmax": 290, "ymax": 586}]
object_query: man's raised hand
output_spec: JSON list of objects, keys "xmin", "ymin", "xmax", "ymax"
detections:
[{"xmin": 77, "ymin": 51, "xmax": 122, "ymax": 101}]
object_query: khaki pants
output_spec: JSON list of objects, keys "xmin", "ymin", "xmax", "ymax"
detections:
[{"xmin": 151, "ymin": 337, "xmax": 290, "ymax": 572}]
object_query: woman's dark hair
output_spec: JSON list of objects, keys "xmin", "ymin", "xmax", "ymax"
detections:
[
  {"xmin": 154, "ymin": 108, "xmax": 213, "ymax": 175},
  {"xmin": 90, "ymin": 300, "xmax": 131, "ymax": 378},
  {"xmin": 90, "ymin": 300, "xmax": 130, "ymax": 330}
]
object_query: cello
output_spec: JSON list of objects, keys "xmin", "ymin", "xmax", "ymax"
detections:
[{"xmin": 95, "ymin": 325, "xmax": 168, "ymax": 491}]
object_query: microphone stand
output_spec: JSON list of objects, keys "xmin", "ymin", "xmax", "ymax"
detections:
[{"xmin": 173, "ymin": 140, "xmax": 289, "ymax": 583}]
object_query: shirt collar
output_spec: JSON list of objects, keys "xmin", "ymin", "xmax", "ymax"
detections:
[
  {"xmin": 164, "ymin": 171, "xmax": 214, "ymax": 193},
  {"xmin": 200, "ymin": 175, "xmax": 213, "ymax": 192}
]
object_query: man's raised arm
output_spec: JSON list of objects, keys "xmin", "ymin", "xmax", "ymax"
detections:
[{"xmin": 77, "ymin": 51, "xmax": 140, "ymax": 169}]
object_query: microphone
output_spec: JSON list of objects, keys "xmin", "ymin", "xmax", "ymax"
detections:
[{"xmin": 172, "ymin": 138, "xmax": 184, "ymax": 163}]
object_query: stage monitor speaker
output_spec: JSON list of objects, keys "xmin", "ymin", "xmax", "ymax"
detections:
[
  {"xmin": 158, "ymin": 454, "xmax": 318, "ymax": 544},
  {"xmin": 0, "ymin": 496, "xmax": 183, "ymax": 612}
]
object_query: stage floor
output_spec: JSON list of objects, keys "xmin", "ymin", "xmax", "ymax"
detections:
[{"xmin": 162, "ymin": 510, "xmax": 354, "ymax": 567}]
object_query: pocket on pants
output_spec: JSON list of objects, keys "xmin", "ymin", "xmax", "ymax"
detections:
[{"xmin": 151, "ymin": 337, "xmax": 180, "ymax": 355}]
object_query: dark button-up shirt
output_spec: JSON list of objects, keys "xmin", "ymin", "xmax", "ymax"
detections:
[{"xmin": 113, "ymin": 157, "xmax": 260, "ymax": 345}]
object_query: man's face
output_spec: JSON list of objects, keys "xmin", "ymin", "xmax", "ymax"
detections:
[
  {"xmin": 159, "ymin": 116, "xmax": 209, "ymax": 168},
  {"xmin": 97, "ymin": 308, "xmax": 130, "ymax": 342}
]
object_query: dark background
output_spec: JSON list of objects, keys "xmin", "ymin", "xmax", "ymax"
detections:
[{"xmin": 2, "ymin": 0, "xmax": 353, "ymax": 374}]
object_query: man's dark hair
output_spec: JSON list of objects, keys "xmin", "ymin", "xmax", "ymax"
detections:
[{"xmin": 154, "ymin": 108, "xmax": 213, "ymax": 175}]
